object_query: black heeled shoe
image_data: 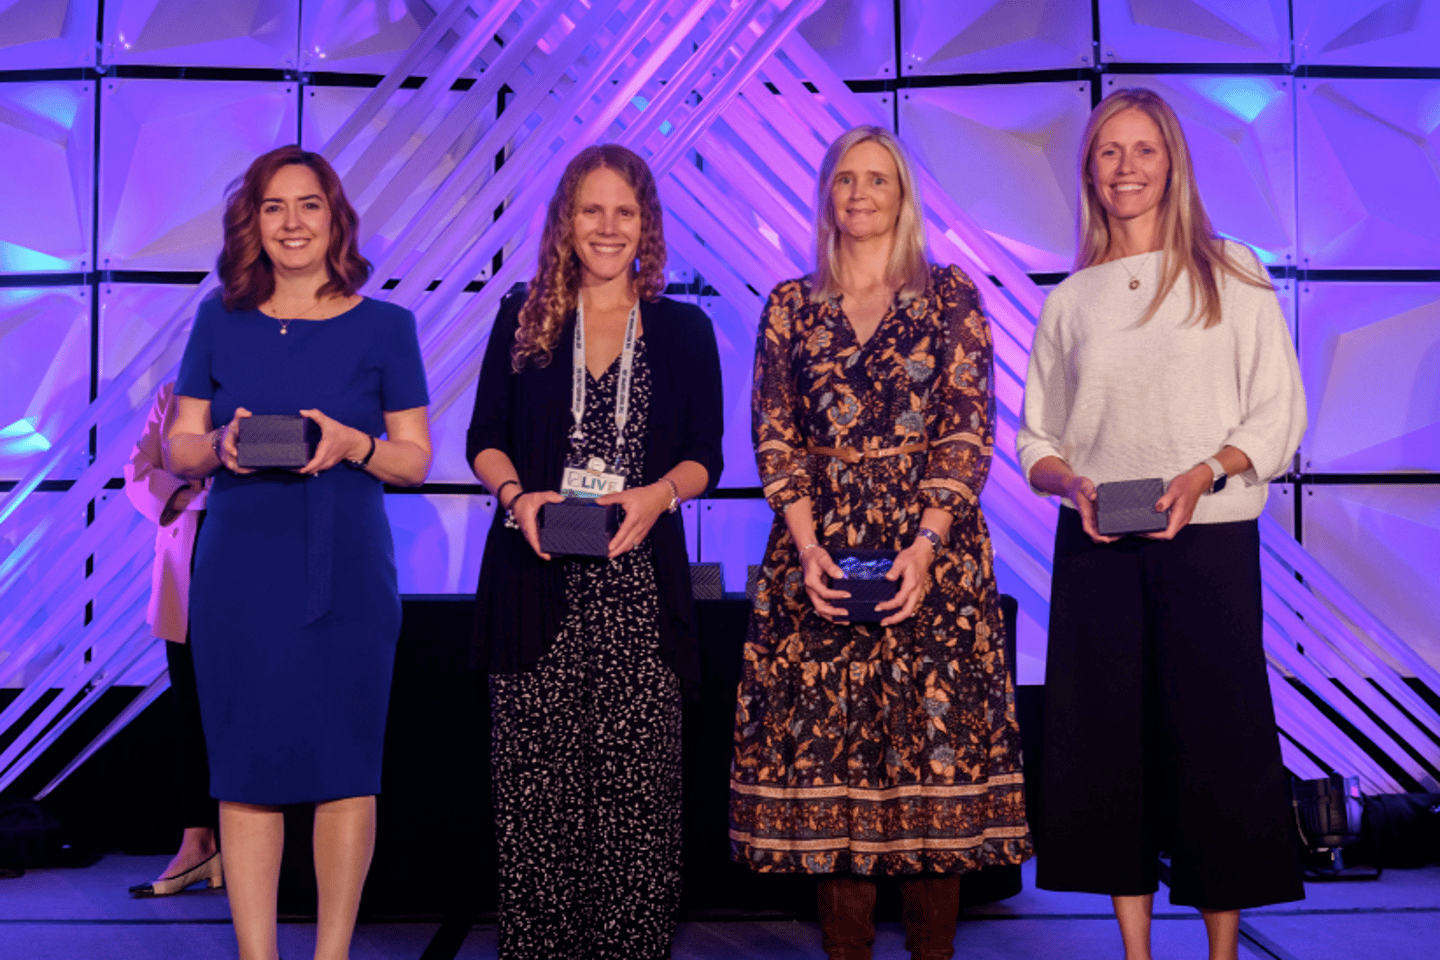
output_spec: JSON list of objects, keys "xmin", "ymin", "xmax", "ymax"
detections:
[{"xmin": 128, "ymin": 851, "xmax": 224, "ymax": 897}]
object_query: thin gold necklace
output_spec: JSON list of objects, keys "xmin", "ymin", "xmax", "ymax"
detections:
[
  {"xmin": 267, "ymin": 296, "xmax": 328, "ymax": 335},
  {"xmin": 1116, "ymin": 251, "xmax": 1154, "ymax": 291}
]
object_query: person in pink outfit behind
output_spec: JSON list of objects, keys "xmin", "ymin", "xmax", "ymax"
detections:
[{"xmin": 123, "ymin": 381, "xmax": 223, "ymax": 896}]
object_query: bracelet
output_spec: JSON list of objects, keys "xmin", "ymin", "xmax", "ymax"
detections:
[
  {"xmin": 496, "ymin": 479, "xmax": 521, "ymax": 509},
  {"xmin": 915, "ymin": 527, "xmax": 943, "ymax": 551},
  {"xmin": 347, "ymin": 434, "xmax": 377, "ymax": 469},
  {"xmin": 659, "ymin": 476, "xmax": 680, "ymax": 513},
  {"xmin": 211, "ymin": 428, "xmax": 225, "ymax": 465},
  {"xmin": 800, "ymin": 542, "xmax": 822, "ymax": 555}
]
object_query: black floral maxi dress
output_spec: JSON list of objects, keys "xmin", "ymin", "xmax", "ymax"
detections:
[
  {"xmin": 730, "ymin": 264, "xmax": 1033, "ymax": 876},
  {"xmin": 489, "ymin": 338, "xmax": 683, "ymax": 959}
]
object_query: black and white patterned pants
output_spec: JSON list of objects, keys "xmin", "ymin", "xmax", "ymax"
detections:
[{"xmin": 490, "ymin": 544, "xmax": 682, "ymax": 959}]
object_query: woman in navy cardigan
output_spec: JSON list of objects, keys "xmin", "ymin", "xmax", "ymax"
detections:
[{"xmin": 465, "ymin": 144, "xmax": 723, "ymax": 959}]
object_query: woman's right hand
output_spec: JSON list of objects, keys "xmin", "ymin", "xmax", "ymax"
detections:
[
  {"xmin": 509, "ymin": 490, "xmax": 565, "ymax": 560},
  {"xmin": 217, "ymin": 407, "xmax": 254, "ymax": 475},
  {"xmin": 1062, "ymin": 474, "xmax": 1115, "ymax": 543},
  {"xmin": 799, "ymin": 543, "xmax": 851, "ymax": 621}
]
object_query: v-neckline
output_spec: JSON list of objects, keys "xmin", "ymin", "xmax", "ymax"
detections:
[
  {"xmin": 836, "ymin": 296, "xmax": 896, "ymax": 350},
  {"xmin": 585, "ymin": 335, "xmax": 641, "ymax": 382}
]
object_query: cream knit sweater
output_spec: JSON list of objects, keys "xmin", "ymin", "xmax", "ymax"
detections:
[{"xmin": 1017, "ymin": 242, "xmax": 1306, "ymax": 525}]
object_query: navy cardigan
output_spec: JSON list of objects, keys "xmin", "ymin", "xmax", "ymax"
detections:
[{"xmin": 465, "ymin": 289, "xmax": 725, "ymax": 682}]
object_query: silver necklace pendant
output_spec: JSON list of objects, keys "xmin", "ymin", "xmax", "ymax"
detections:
[{"xmin": 1128, "ymin": 278, "xmax": 1141, "ymax": 290}]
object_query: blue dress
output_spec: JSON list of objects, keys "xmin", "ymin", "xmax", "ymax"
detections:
[{"xmin": 176, "ymin": 294, "xmax": 429, "ymax": 804}]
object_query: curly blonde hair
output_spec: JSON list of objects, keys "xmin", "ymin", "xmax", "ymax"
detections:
[{"xmin": 512, "ymin": 145, "xmax": 667, "ymax": 371}]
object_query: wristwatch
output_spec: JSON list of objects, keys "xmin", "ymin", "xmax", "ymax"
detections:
[
  {"xmin": 915, "ymin": 527, "xmax": 943, "ymax": 550},
  {"xmin": 1201, "ymin": 457, "xmax": 1227, "ymax": 494}
]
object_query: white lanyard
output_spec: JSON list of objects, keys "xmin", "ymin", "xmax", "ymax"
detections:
[{"xmin": 570, "ymin": 298, "xmax": 639, "ymax": 466}]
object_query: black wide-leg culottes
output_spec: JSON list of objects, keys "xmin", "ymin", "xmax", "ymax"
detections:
[{"xmin": 1034, "ymin": 509, "xmax": 1304, "ymax": 911}]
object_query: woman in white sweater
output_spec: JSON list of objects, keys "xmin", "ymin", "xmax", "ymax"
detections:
[{"xmin": 1017, "ymin": 88, "xmax": 1306, "ymax": 960}]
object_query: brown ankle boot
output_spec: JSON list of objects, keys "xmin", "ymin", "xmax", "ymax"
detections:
[
  {"xmin": 816, "ymin": 875, "xmax": 877, "ymax": 960},
  {"xmin": 900, "ymin": 875, "xmax": 960, "ymax": 960}
]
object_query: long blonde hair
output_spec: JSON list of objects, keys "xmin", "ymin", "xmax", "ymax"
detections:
[
  {"xmin": 1077, "ymin": 88, "xmax": 1269, "ymax": 328},
  {"xmin": 511, "ymin": 145, "xmax": 667, "ymax": 371},
  {"xmin": 812, "ymin": 125, "xmax": 930, "ymax": 302}
]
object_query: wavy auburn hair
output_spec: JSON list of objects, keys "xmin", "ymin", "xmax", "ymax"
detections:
[
  {"xmin": 217, "ymin": 145, "xmax": 371, "ymax": 312},
  {"xmin": 512, "ymin": 145, "xmax": 667, "ymax": 371},
  {"xmin": 812, "ymin": 125, "xmax": 931, "ymax": 303},
  {"xmin": 1077, "ymin": 88, "xmax": 1268, "ymax": 328}
]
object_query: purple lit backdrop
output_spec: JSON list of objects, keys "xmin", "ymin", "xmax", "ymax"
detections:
[{"xmin": 0, "ymin": 1, "xmax": 1438, "ymax": 721}]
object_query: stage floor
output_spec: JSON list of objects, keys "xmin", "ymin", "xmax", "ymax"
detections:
[{"xmin": 1, "ymin": 856, "xmax": 1436, "ymax": 959}]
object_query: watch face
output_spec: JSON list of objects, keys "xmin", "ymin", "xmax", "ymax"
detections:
[{"xmin": 1212, "ymin": 473, "xmax": 1227, "ymax": 493}]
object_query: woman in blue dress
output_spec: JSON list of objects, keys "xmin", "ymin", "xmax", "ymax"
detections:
[{"xmin": 165, "ymin": 145, "xmax": 432, "ymax": 960}]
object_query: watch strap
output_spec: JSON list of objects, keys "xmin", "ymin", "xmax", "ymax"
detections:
[{"xmin": 1202, "ymin": 456, "xmax": 1227, "ymax": 494}]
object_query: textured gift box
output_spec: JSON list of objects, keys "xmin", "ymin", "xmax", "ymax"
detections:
[
  {"xmin": 1096, "ymin": 478, "xmax": 1168, "ymax": 536},
  {"xmin": 236, "ymin": 414, "xmax": 319, "ymax": 470},
  {"xmin": 539, "ymin": 498, "xmax": 620, "ymax": 557},
  {"xmin": 689, "ymin": 562, "xmax": 725, "ymax": 600}
]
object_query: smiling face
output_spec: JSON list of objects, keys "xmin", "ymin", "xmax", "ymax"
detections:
[
  {"xmin": 570, "ymin": 165, "xmax": 642, "ymax": 289},
  {"xmin": 258, "ymin": 163, "xmax": 332, "ymax": 279},
  {"xmin": 1090, "ymin": 107, "xmax": 1171, "ymax": 231},
  {"xmin": 830, "ymin": 139, "xmax": 902, "ymax": 244}
]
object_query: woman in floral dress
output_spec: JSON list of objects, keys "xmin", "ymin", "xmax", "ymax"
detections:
[{"xmin": 730, "ymin": 126, "xmax": 1032, "ymax": 960}]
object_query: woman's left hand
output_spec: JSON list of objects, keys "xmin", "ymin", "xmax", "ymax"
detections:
[
  {"xmin": 597, "ymin": 481, "xmax": 673, "ymax": 559},
  {"xmin": 1145, "ymin": 464, "xmax": 1212, "ymax": 540},
  {"xmin": 875, "ymin": 539, "xmax": 935, "ymax": 626},
  {"xmin": 297, "ymin": 408, "xmax": 368, "ymax": 475}
]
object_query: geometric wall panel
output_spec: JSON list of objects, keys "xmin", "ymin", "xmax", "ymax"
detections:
[
  {"xmin": 0, "ymin": 286, "xmax": 91, "ymax": 480},
  {"xmin": 98, "ymin": 80, "xmax": 298, "ymax": 271},
  {"xmin": 385, "ymin": 493, "xmax": 493, "ymax": 596},
  {"xmin": 1298, "ymin": 78, "xmax": 1440, "ymax": 269},
  {"xmin": 1298, "ymin": 282, "xmax": 1440, "ymax": 473},
  {"xmin": 0, "ymin": 0, "xmax": 98, "ymax": 70},
  {"xmin": 1294, "ymin": 0, "xmax": 1440, "ymax": 67},
  {"xmin": 0, "ymin": 81, "xmax": 95, "ymax": 273},
  {"xmin": 901, "ymin": 81, "xmax": 1092, "ymax": 272},
  {"xmin": 96, "ymin": 282, "xmax": 203, "ymax": 455},
  {"xmin": 101, "ymin": 0, "xmax": 299, "ymax": 68},
  {"xmin": 901, "ymin": 0, "xmax": 1092, "ymax": 75},
  {"xmin": 301, "ymin": 0, "xmax": 474, "ymax": 75},
  {"xmin": 1265, "ymin": 481, "xmax": 1296, "ymax": 538},
  {"xmin": 1106, "ymin": 74, "xmax": 1296, "ymax": 266},
  {"xmin": 798, "ymin": 0, "xmax": 895, "ymax": 79},
  {"xmin": 301, "ymin": 85, "xmax": 477, "ymax": 265},
  {"xmin": 1097, "ymin": 0, "xmax": 1290, "ymax": 63},
  {"xmin": 1303, "ymin": 484, "xmax": 1440, "ymax": 674}
]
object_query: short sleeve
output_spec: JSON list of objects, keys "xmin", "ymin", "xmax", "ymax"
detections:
[
  {"xmin": 381, "ymin": 306, "xmax": 430, "ymax": 411},
  {"xmin": 175, "ymin": 295, "xmax": 220, "ymax": 400}
]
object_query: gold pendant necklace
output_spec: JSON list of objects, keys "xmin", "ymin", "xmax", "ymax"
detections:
[
  {"xmin": 269, "ymin": 297, "xmax": 325, "ymax": 334},
  {"xmin": 1117, "ymin": 251, "xmax": 1153, "ymax": 291}
]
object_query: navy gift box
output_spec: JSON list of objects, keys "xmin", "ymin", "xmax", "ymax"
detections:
[
  {"xmin": 831, "ymin": 548, "xmax": 898, "ymax": 623},
  {"xmin": 539, "ymin": 497, "xmax": 621, "ymax": 557}
]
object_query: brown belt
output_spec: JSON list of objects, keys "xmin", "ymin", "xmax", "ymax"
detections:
[{"xmin": 806, "ymin": 440, "xmax": 928, "ymax": 465}]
